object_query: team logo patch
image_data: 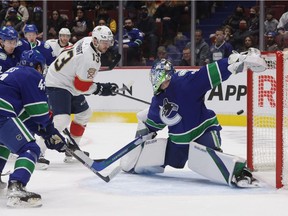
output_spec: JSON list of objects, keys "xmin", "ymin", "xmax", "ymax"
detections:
[
  {"xmin": 0, "ymin": 53, "xmax": 7, "ymax": 60},
  {"xmin": 16, "ymin": 134, "xmax": 23, "ymax": 141},
  {"xmin": 44, "ymin": 42, "xmax": 51, "ymax": 49},
  {"xmin": 87, "ymin": 68, "xmax": 96, "ymax": 79},
  {"xmin": 159, "ymin": 98, "xmax": 182, "ymax": 126}
]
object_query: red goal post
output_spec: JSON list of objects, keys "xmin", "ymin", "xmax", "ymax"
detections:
[{"xmin": 247, "ymin": 51, "xmax": 288, "ymax": 189}]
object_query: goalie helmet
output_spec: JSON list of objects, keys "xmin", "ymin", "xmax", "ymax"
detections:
[
  {"xmin": 20, "ymin": 50, "xmax": 46, "ymax": 71},
  {"xmin": 150, "ymin": 59, "xmax": 175, "ymax": 95},
  {"xmin": 0, "ymin": 26, "xmax": 18, "ymax": 41},
  {"xmin": 92, "ymin": 25, "xmax": 114, "ymax": 46}
]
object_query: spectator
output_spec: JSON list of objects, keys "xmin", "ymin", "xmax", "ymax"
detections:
[
  {"xmin": 231, "ymin": 19, "xmax": 252, "ymax": 52},
  {"xmin": 94, "ymin": 5, "xmax": 117, "ymax": 34},
  {"xmin": 195, "ymin": 29, "xmax": 210, "ymax": 66},
  {"xmin": 247, "ymin": 6, "xmax": 259, "ymax": 41},
  {"xmin": 223, "ymin": 5, "xmax": 246, "ymax": 32},
  {"xmin": 152, "ymin": 46, "xmax": 173, "ymax": 65},
  {"xmin": 165, "ymin": 38, "xmax": 182, "ymax": 66},
  {"xmin": 179, "ymin": 46, "xmax": 191, "ymax": 66},
  {"xmin": 265, "ymin": 31, "xmax": 280, "ymax": 51},
  {"xmin": 238, "ymin": 35, "xmax": 256, "ymax": 52},
  {"xmin": 153, "ymin": 1, "xmax": 181, "ymax": 44},
  {"xmin": 47, "ymin": 10, "xmax": 68, "ymax": 39},
  {"xmin": 28, "ymin": 6, "xmax": 43, "ymax": 39},
  {"xmin": 136, "ymin": 5, "xmax": 158, "ymax": 60},
  {"xmin": 210, "ymin": 28, "xmax": 233, "ymax": 62},
  {"xmin": 264, "ymin": 9, "xmax": 279, "ymax": 35},
  {"xmin": 72, "ymin": 0, "xmax": 94, "ymax": 14},
  {"xmin": 277, "ymin": 10, "xmax": 288, "ymax": 36},
  {"xmin": 70, "ymin": 8, "xmax": 93, "ymax": 43},
  {"xmin": 223, "ymin": 25, "xmax": 234, "ymax": 44},
  {"xmin": 114, "ymin": 17, "xmax": 144, "ymax": 66},
  {"xmin": 5, "ymin": 0, "xmax": 29, "ymax": 25},
  {"xmin": 1, "ymin": 8, "xmax": 21, "ymax": 30}
]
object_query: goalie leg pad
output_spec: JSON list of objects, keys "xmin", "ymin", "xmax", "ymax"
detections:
[
  {"xmin": 120, "ymin": 138, "xmax": 167, "ymax": 174},
  {"xmin": 188, "ymin": 142, "xmax": 246, "ymax": 186}
]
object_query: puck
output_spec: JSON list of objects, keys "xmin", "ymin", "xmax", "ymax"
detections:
[{"xmin": 237, "ymin": 110, "xmax": 244, "ymax": 115}]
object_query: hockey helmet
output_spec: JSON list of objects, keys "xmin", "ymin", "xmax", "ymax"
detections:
[
  {"xmin": 150, "ymin": 59, "xmax": 175, "ymax": 95},
  {"xmin": 20, "ymin": 50, "xmax": 46, "ymax": 71},
  {"xmin": 0, "ymin": 26, "xmax": 18, "ymax": 41},
  {"xmin": 59, "ymin": 28, "xmax": 71, "ymax": 36},
  {"xmin": 24, "ymin": 24, "xmax": 38, "ymax": 34},
  {"xmin": 92, "ymin": 25, "xmax": 114, "ymax": 46}
]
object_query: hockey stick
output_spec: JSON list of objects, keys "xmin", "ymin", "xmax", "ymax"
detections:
[
  {"xmin": 63, "ymin": 129, "xmax": 121, "ymax": 183},
  {"xmin": 99, "ymin": 53, "xmax": 121, "ymax": 72},
  {"xmin": 115, "ymin": 92, "xmax": 151, "ymax": 105},
  {"xmin": 64, "ymin": 129, "xmax": 154, "ymax": 171}
]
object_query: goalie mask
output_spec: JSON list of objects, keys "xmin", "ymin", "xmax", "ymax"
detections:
[{"xmin": 150, "ymin": 59, "xmax": 175, "ymax": 95}]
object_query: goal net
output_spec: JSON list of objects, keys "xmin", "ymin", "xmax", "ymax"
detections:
[{"xmin": 247, "ymin": 51, "xmax": 288, "ymax": 188}]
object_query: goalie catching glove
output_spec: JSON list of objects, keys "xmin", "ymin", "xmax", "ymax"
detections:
[{"xmin": 93, "ymin": 82, "xmax": 118, "ymax": 96}]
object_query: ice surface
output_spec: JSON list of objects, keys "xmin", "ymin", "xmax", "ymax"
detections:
[{"xmin": 1, "ymin": 123, "xmax": 288, "ymax": 215}]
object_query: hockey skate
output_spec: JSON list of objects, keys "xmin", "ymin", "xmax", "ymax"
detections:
[
  {"xmin": 36, "ymin": 155, "xmax": 50, "ymax": 170},
  {"xmin": 6, "ymin": 181, "xmax": 42, "ymax": 208},
  {"xmin": 232, "ymin": 168, "xmax": 260, "ymax": 188}
]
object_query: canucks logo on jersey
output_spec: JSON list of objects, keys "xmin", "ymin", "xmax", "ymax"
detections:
[{"xmin": 159, "ymin": 98, "xmax": 182, "ymax": 126}]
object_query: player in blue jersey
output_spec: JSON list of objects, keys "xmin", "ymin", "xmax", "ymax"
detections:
[
  {"xmin": 0, "ymin": 26, "xmax": 20, "ymax": 73},
  {"xmin": 0, "ymin": 50, "xmax": 67, "ymax": 207},
  {"xmin": 16, "ymin": 24, "xmax": 56, "ymax": 66},
  {"xmin": 120, "ymin": 48, "xmax": 267, "ymax": 188}
]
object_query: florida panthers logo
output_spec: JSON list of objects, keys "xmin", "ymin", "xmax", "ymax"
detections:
[{"xmin": 159, "ymin": 98, "xmax": 182, "ymax": 126}]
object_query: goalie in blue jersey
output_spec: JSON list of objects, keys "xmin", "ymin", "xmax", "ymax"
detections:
[
  {"xmin": 0, "ymin": 50, "xmax": 67, "ymax": 208},
  {"xmin": 120, "ymin": 48, "xmax": 267, "ymax": 188}
]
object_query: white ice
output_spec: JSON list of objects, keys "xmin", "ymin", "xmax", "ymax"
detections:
[{"xmin": 1, "ymin": 123, "xmax": 288, "ymax": 216}]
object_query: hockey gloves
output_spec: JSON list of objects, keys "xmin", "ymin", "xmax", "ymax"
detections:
[
  {"xmin": 93, "ymin": 82, "xmax": 118, "ymax": 96},
  {"xmin": 38, "ymin": 122, "xmax": 67, "ymax": 152}
]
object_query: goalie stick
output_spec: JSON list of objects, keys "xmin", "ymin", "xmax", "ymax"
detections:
[
  {"xmin": 63, "ymin": 129, "xmax": 121, "ymax": 183},
  {"xmin": 63, "ymin": 129, "xmax": 154, "ymax": 171}
]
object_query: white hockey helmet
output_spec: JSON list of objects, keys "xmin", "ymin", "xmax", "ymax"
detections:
[
  {"xmin": 59, "ymin": 28, "xmax": 71, "ymax": 35},
  {"xmin": 92, "ymin": 25, "xmax": 114, "ymax": 46}
]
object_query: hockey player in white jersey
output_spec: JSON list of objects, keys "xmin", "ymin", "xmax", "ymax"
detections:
[
  {"xmin": 46, "ymin": 28, "xmax": 73, "ymax": 57},
  {"xmin": 45, "ymin": 25, "xmax": 118, "ymax": 162}
]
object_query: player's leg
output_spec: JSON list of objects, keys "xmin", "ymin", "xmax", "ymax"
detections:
[
  {"xmin": 0, "ymin": 117, "xmax": 42, "ymax": 207},
  {"xmin": 46, "ymin": 87, "xmax": 72, "ymax": 162},
  {"xmin": 70, "ymin": 95, "xmax": 92, "ymax": 144},
  {"xmin": 0, "ymin": 144, "xmax": 10, "ymax": 189}
]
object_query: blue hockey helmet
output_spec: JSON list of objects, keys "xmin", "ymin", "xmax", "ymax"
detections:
[
  {"xmin": 23, "ymin": 24, "xmax": 38, "ymax": 34},
  {"xmin": 20, "ymin": 50, "xmax": 46, "ymax": 71},
  {"xmin": 150, "ymin": 59, "xmax": 175, "ymax": 95},
  {"xmin": 0, "ymin": 26, "xmax": 18, "ymax": 41}
]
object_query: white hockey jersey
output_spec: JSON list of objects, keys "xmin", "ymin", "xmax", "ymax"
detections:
[
  {"xmin": 46, "ymin": 39, "xmax": 73, "ymax": 56},
  {"xmin": 45, "ymin": 37, "xmax": 101, "ymax": 96}
]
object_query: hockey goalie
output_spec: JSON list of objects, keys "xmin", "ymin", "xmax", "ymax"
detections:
[{"xmin": 120, "ymin": 48, "xmax": 267, "ymax": 188}]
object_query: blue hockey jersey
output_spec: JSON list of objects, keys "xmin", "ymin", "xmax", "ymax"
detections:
[
  {"xmin": 0, "ymin": 66, "xmax": 51, "ymax": 128},
  {"xmin": 145, "ymin": 58, "xmax": 233, "ymax": 145},
  {"xmin": 16, "ymin": 39, "xmax": 56, "ymax": 66},
  {"xmin": 0, "ymin": 46, "xmax": 21, "ymax": 73}
]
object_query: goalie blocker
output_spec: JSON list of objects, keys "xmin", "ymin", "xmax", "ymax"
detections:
[{"xmin": 120, "ymin": 139, "xmax": 259, "ymax": 188}]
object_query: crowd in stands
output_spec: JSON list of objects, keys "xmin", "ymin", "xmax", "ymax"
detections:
[{"xmin": 1, "ymin": 0, "xmax": 288, "ymax": 66}]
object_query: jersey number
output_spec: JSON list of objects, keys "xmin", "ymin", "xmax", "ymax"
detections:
[{"xmin": 54, "ymin": 49, "xmax": 73, "ymax": 71}]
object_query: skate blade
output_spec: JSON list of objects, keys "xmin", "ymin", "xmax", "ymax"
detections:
[
  {"xmin": 236, "ymin": 179, "xmax": 261, "ymax": 188},
  {"xmin": 35, "ymin": 163, "xmax": 49, "ymax": 170},
  {"xmin": 7, "ymin": 197, "xmax": 42, "ymax": 208}
]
